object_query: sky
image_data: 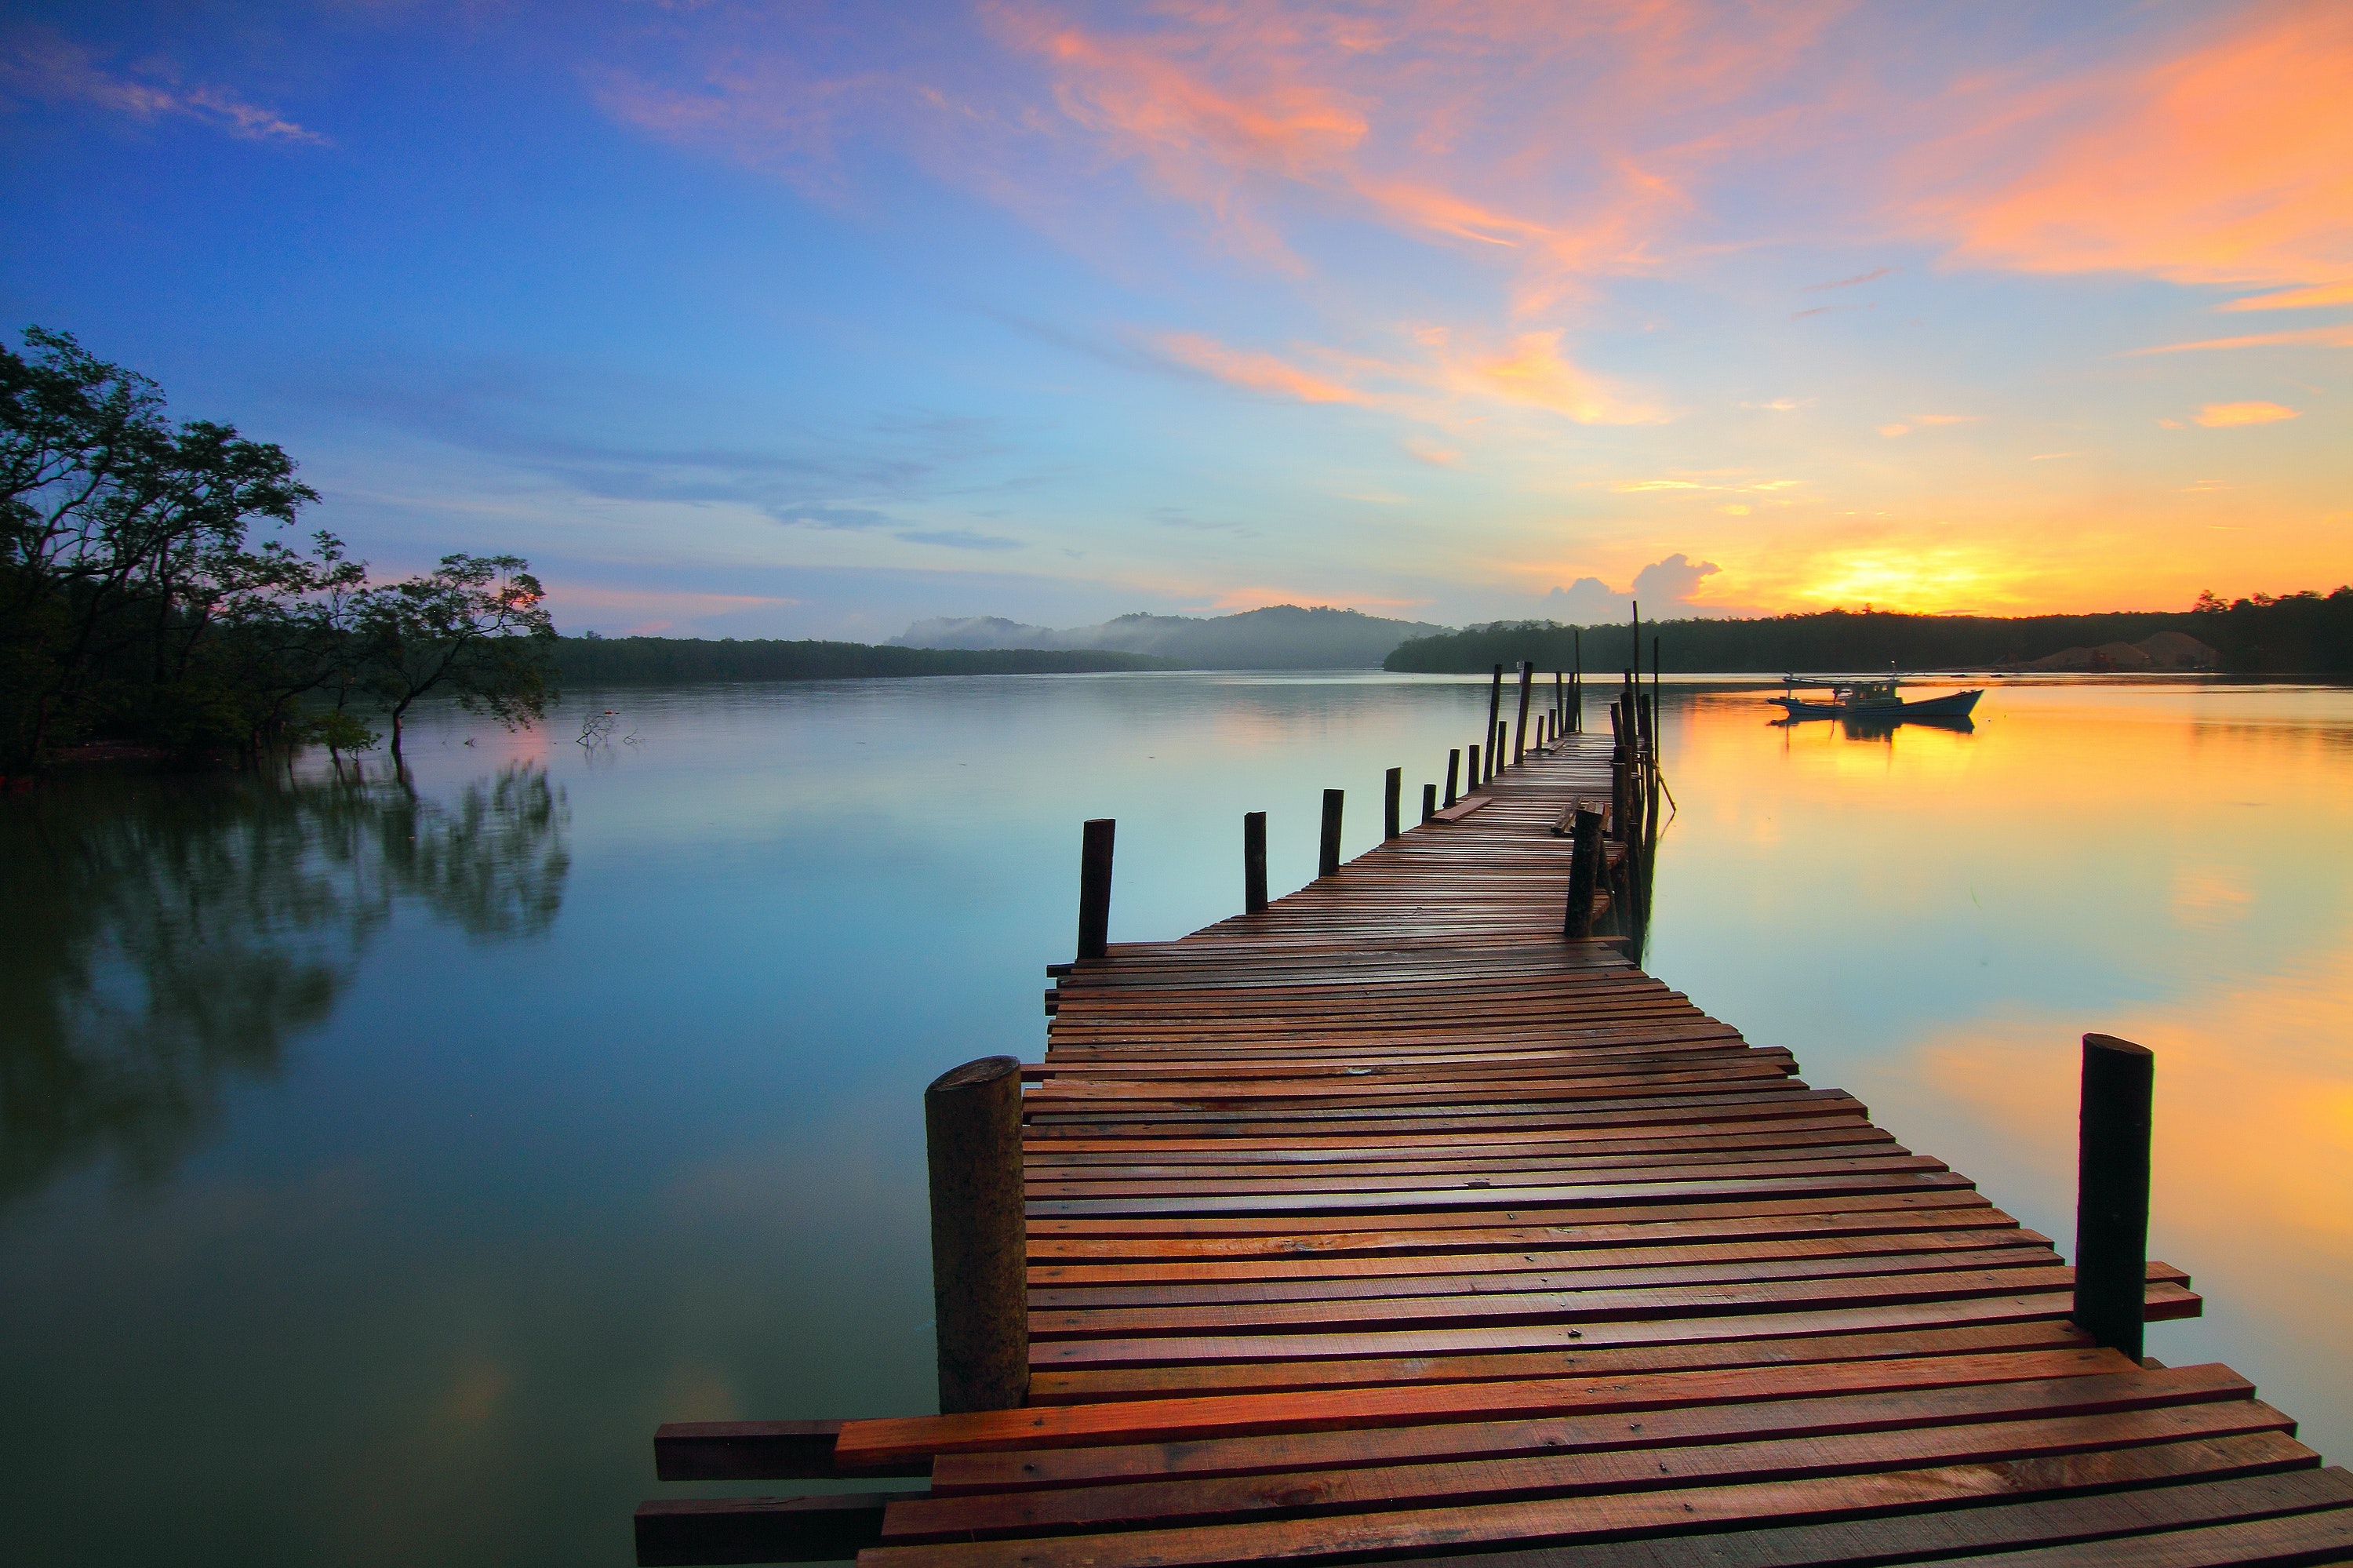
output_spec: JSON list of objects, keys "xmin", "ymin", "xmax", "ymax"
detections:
[{"xmin": 2, "ymin": 1, "xmax": 2347, "ymax": 639}]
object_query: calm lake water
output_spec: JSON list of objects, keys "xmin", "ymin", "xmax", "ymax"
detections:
[{"xmin": 5, "ymin": 671, "xmax": 2349, "ymax": 1566}]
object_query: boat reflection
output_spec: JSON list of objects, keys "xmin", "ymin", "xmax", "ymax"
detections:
[{"xmin": 1773, "ymin": 711, "xmax": 1977, "ymax": 739}]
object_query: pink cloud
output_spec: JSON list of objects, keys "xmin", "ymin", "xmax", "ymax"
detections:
[
  {"xmin": 1920, "ymin": 2, "xmax": 2353, "ymax": 289},
  {"xmin": 0, "ymin": 27, "xmax": 327, "ymax": 144}
]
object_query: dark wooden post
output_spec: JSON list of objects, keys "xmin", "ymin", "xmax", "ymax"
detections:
[
  {"xmin": 2073, "ymin": 1033, "xmax": 2154, "ymax": 1362},
  {"xmin": 1318, "ymin": 788, "xmax": 1344, "ymax": 878},
  {"xmin": 1562, "ymin": 804, "xmax": 1604, "ymax": 938},
  {"xmin": 1513, "ymin": 661, "xmax": 1533, "ymax": 765},
  {"xmin": 1384, "ymin": 767, "xmax": 1402, "ymax": 839},
  {"xmin": 1421, "ymin": 782, "xmax": 1436, "ymax": 824},
  {"xmin": 1486, "ymin": 664, "xmax": 1504, "ymax": 770},
  {"xmin": 1444, "ymin": 748, "xmax": 1460, "ymax": 806},
  {"xmin": 1466, "ymin": 736, "xmax": 1482, "ymax": 790},
  {"xmin": 925, "ymin": 1057, "xmax": 1027, "ymax": 1413},
  {"xmin": 1638, "ymin": 689, "xmax": 1656, "ymax": 762},
  {"xmin": 1653, "ymin": 635, "xmax": 1664, "ymax": 769},
  {"xmin": 1494, "ymin": 719, "xmax": 1507, "ymax": 777},
  {"xmin": 1076, "ymin": 818, "xmax": 1115, "ymax": 962},
  {"xmin": 1555, "ymin": 671, "xmax": 1564, "ymax": 730},
  {"xmin": 1242, "ymin": 810, "xmax": 1267, "ymax": 914},
  {"xmin": 1571, "ymin": 631, "xmax": 1583, "ymax": 733}
]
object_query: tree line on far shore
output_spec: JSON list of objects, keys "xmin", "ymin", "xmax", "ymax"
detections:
[
  {"xmin": 1383, "ymin": 595, "xmax": 2353, "ymax": 677},
  {"xmin": 2, "ymin": 328, "xmax": 556, "ymax": 773},
  {"xmin": 553, "ymin": 636, "xmax": 1174, "ymax": 683}
]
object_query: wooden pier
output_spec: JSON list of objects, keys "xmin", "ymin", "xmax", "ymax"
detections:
[{"xmin": 639, "ymin": 723, "xmax": 2351, "ymax": 1567}]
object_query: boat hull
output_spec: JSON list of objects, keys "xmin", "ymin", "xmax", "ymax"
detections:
[{"xmin": 1774, "ymin": 688, "xmax": 1983, "ymax": 720}]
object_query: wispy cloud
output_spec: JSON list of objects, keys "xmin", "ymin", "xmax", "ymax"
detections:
[
  {"xmin": 2194, "ymin": 402, "xmax": 2299, "ymax": 427},
  {"xmin": 1919, "ymin": 2, "xmax": 2353, "ymax": 289},
  {"xmin": 1805, "ymin": 266, "xmax": 1893, "ymax": 291},
  {"xmin": 2129, "ymin": 325, "xmax": 2353, "ymax": 355},
  {"xmin": 2218, "ymin": 281, "xmax": 2353, "ymax": 312},
  {"xmin": 0, "ymin": 27, "xmax": 328, "ymax": 144},
  {"xmin": 1151, "ymin": 324, "xmax": 1659, "ymax": 426}
]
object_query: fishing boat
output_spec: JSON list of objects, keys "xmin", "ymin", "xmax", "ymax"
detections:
[{"xmin": 1773, "ymin": 675, "xmax": 1983, "ymax": 720}]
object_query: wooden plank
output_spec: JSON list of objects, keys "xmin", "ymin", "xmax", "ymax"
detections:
[
  {"xmin": 835, "ymin": 1348, "xmax": 2149, "ymax": 1469},
  {"xmin": 634, "ymin": 1490, "xmax": 920, "ymax": 1566},
  {"xmin": 855, "ymin": 1432, "xmax": 2320, "ymax": 1568},
  {"xmin": 880, "ymin": 1400, "xmax": 2295, "ymax": 1541},
  {"xmin": 928, "ymin": 1363, "xmax": 2249, "ymax": 1495},
  {"xmin": 1386, "ymin": 1467, "xmax": 2353, "ymax": 1568}
]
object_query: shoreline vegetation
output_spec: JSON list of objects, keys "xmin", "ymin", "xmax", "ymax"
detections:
[
  {"xmin": 4, "ymin": 328, "xmax": 555, "ymax": 775},
  {"xmin": 1383, "ymin": 596, "xmax": 2353, "ymax": 677},
  {"xmin": 553, "ymin": 637, "xmax": 1176, "ymax": 684}
]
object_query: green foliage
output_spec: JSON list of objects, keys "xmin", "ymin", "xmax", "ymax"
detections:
[
  {"xmin": 0, "ymin": 327, "xmax": 554, "ymax": 769},
  {"xmin": 1386, "ymin": 597, "xmax": 2353, "ymax": 677}
]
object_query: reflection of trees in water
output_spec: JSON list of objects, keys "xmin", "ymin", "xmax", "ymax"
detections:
[{"xmin": 0, "ymin": 766, "xmax": 569, "ymax": 1204}]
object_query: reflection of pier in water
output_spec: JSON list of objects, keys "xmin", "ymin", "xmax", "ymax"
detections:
[
  {"xmin": 638, "ymin": 711, "xmax": 2346, "ymax": 1568},
  {"xmin": 0, "ymin": 766, "xmax": 569, "ymax": 1205}
]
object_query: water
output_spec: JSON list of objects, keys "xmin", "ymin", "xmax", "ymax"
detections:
[{"xmin": 2, "ymin": 671, "xmax": 2348, "ymax": 1565}]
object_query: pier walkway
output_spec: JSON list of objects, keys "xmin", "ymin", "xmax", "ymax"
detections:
[{"xmin": 642, "ymin": 732, "xmax": 2351, "ymax": 1568}]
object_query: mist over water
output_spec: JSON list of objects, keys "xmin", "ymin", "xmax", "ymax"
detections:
[{"xmin": 3, "ymin": 671, "xmax": 2348, "ymax": 1566}]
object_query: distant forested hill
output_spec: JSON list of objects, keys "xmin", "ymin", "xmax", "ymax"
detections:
[
  {"xmin": 893, "ymin": 604, "xmax": 1446, "ymax": 668},
  {"xmin": 1384, "ymin": 592, "xmax": 2353, "ymax": 676},
  {"xmin": 553, "ymin": 637, "xmax": 1177, "ymax": 683}
]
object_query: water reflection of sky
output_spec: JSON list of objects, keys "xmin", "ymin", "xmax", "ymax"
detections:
[{"xmin": 1, "ymin": 672, "xmax": 2346, "ymax": 1566}]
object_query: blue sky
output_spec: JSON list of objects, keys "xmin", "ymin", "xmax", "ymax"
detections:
[{"xmin": 3, "ymin": 2, "xmax": 2346, "ymax": 637}]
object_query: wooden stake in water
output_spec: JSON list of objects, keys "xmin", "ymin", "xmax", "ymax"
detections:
[
  {"xmin": 1444, "ymin": 748, "xmax": 1460, "ymax": 806},
  {"xmin": 1318, "ymin": 788, "xmax": 1344, "ymax": 879},
  {"xmin": 925, "ymin": 1056, "xmax": 1027, "ymax": 1413},
  {"xmin": 1420, "ymin": 782, "xmax": 1436, "ymax": 824},
  {"xmin": 1513, "ymin": 661, "xmax": 1533, "ymax": 765},
  {"xmin": 1486, "ymin": 664, "xmax": 1504, "ymax": 770},
  {"xmin": 2073, "ymin": 1033, "xmax": 2154, "ymax": 1362},
  {"xmin": 1242, "ymin": 810, "xmax": 1267, "ymax": 914},
  {"xmin": 1466, "ymin": 737, "xmax": 1482, "ymax": 790},
  {"xmin": 1077, "ymin": 818, "xmax": 1115, "ymax": 962},
  {"xmin": 1384, "ymin": 767, "xmax": 1402, "ymax": 839},
  {"xmin": 1562, "ymin": 804, "xmax": 1605, "ymax": 939}
]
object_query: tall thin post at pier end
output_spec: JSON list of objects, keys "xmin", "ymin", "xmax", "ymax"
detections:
[
  {"xmin": 1318, "ymin": 789, "xmax": 1344, "ymax": 879},
  {"xmin": 1420, "ymin": 782, "xmax": 1436, "ymax": 824},
  {"xmin": 1485, "ymin": 664, "xmax": 1504, "ymax": 780},
  {"xmin": 1242, "ymin": 811, "xmax": 1267, "ymax": 914},
  {"xmin": 1513, "ymin": 661, "xmax": 1534, "ymax": 765},
  {"xmin": 1445, "ymin": 748, "xmax": 1461, "ymax": 806},
  {"xmin": 2074, "ymin": 1033, "xmax": 2155, "ymax": 1362},
  {"xmin": 1384, "ymin": 767, "xmax": 1402, "ymax": 839},
  {"xmin": 924, "ymin": 1056, "xmax": 1027, "ymax": 1413},
  {"xmin": 1076, "ymin": 819, "xmax": 1115, "ymax": 962}
]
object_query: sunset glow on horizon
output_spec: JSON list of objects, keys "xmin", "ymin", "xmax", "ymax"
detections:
[{"xmin": 2, "ymin": 1, "xmax": 2346, "ymax": 636}]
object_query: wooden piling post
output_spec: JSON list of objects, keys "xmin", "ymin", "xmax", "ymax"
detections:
[
  {"xmin": 1384, "ymin": 767, "xmax": 1402, "ymax": 839},
  {"xmin": 1486, "ymin": 664, "xmax": 1504, "ymax": 772},
  {"xmin": 1466, "ymin": 737, "xmax": 1482, "ymax": 790},
  {"xmin": 1444, "ymin": 748, "xmax": 1461, "ymax": 806},
  {"xmin": 1242, "ymin": 811, "xmax": 1267, "ymax": 914},
  {"xmin": 924, "ymin": 1056, "xmax": 1028, "ymax": 1413},
  {"xmin": 1076, "ymin": 818, "xmax": 1115, "ymax": 962},
  {"xmin": 1318, "ymin": 788, "xmax": 1344, "ymax": 878},
  {"xmin": 1513, "ymin": 661, "xmax": 1533, "ymax": 765},
  {"xmin": 2073, "ymin": 1033, "xmax": 2154, "ymax": 1362},
  {"xmin": 1421, "ymin": 782, "xmax": 1436, "ymax": 824},
  {"xmin": 1494, "ymin": 719, "xmax": 1507, "ymax": 777},
  {"xmin": 1571, "ymin": 631, "xmax": 1583, "ymax": 733},
  {"xmin": 1562, "ymin": 804, "xmax": 1604, "ymax": 939}
]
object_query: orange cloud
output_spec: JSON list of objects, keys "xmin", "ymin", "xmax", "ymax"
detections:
[
  {"xmin": 2130, "ymin": 325, "xmax": 2353, "ymax": 354},
  {"xmin": 1929, "ymin": 2, "xmax": 2353, "ymax": 288},
  {"xmin": 1154, "ymin": 325, "xmax": 1657, "ymax": 426},
  {"xmin": 2218, "ymin": 280, "xmax": 2353, "ymax": 311},
  {"xmin": 1154, "ymin": 332, "xmax": 1371, "ymax": 405},
  {"xmin": 2194, "ymin": 402, "xmax": 2300, "ymax": 427}
]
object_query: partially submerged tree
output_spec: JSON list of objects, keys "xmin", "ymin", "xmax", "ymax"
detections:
[{"xmin": 354, "ymin": 553, "xmax": 556, "ymax": 760}]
